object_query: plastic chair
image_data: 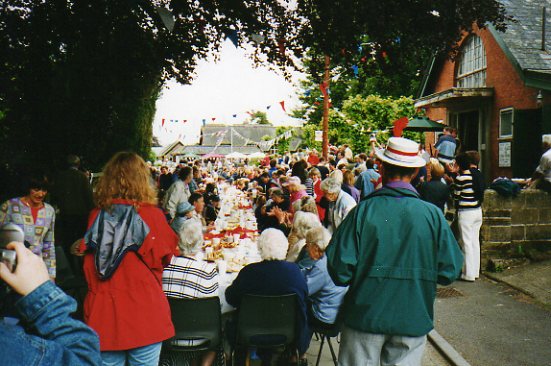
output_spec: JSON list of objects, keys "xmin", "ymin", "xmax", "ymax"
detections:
[
  {"xmin": 164, "ymin": 297, "xmax": 222, "ymax": 352},
  {"xmin": 232, "ymin": 293, "xmax": 298, "ymax": 364}
]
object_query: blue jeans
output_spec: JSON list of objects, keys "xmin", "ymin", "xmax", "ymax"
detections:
[{"xmin": 102, "ymin": 342, "xmax": 162, "ymax": 366}]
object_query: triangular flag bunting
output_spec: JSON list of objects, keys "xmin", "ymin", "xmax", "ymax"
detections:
[
  {"xmin": 162, "ymin": 118, "xmax": 165, "ymax": 127},
  {"xmin": 279, "ymin": 100, "xmax": 286, "ymax": 112}
]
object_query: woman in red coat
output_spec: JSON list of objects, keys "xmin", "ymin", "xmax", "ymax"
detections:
[{"xmin": 81, "ymin": 152, "xmax": 178, "ymax": 366}]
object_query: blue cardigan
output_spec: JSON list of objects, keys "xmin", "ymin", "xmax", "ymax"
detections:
[{"xmin": 226, "ymin": 260, "xmax": 310, "ymax": 354}]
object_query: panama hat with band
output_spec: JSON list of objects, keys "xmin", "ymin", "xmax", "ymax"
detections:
[{"xmin": 375, "ymin": 137, "xmax": 426, "ymax": 168}]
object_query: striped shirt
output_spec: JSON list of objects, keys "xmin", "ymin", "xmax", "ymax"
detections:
[
  {"xmin": 162, "ymin": 256, "xmax": 219, "ymax": 299},
  {"xmin": 453, "ymin": 170, "xmax": 481, "ymax": 209}
]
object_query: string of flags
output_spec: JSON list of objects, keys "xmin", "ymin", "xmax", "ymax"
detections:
[{"xmin": 160, "ymin": 97, "xmax": 290, "ymax": 132}]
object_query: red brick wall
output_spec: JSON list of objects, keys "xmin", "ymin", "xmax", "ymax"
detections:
[{"xmin": 425, "ymin": 26, "xmax": 539, "ymax": 179}]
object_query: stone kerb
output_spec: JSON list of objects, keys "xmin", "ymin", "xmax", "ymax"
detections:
[{"xmin": 482, "ymin": 189, "xmax": 551, "ymax": 264}]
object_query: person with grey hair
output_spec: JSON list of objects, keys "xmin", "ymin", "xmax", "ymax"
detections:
[
  {"xmin": 299, "ymin": 227, "xmax": 348, "ymax": 339},
  {"xmin": 529, "ymin": 134, "xmax": 551, "ymax": 193},
  {"xmin": 286, "ymin": 211, "xmax": 321, "ymax": 262},
  {"xmin": 225, "ymin": 229, "xmax": 310, "ymax": 364},
  {"xmin": 163, "ymin": 220, "xmax": 218, "ymax": 299},
  {"xmin": 161, "ymin": 220, "xmax": 220, "ymax": 365},
  {"xmin": 292, "ymin": 195, "xmax": 319, "ymax": 216},
  {"xmin": 321, "ymin": 177, "xmax": 356, "ymax": 234}
]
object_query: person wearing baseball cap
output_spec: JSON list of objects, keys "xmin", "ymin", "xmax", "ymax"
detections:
[{"xmin": 326, "ymin": 137, "xmax": 464, "ymax": 366}]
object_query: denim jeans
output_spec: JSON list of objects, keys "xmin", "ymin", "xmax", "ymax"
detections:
[{"xmin": 101, "ymin": 342, "xmax": 162, "ymax": 366}]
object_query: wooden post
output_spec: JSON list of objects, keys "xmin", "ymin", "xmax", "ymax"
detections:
[{"xmin": 322, "ymin": 55, "xmax": 331, "ymax": 160}]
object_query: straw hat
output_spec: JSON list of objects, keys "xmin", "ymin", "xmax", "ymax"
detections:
[{"xmin": 375, "ymin": 137, "xmax": 426, "ymax": 168}]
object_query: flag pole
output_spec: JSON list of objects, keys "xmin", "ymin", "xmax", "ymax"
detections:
[{"xmin": 322, "ymin": 55, "xmax": 331, "ymax": 160}]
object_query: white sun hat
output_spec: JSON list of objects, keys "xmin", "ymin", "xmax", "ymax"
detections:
[{"xmin": 375, "ymin": 137, "xmax": 427, "ymax": 168}]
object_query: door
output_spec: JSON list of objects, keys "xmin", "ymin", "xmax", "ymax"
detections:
[{"xmin": 456, "ymin": 111, "xmax": 479, "ymax": 153}]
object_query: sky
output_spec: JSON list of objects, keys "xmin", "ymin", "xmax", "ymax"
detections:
[{"xmin": 153, "ymin": 40, "xmax": 305, "ymax": 147}]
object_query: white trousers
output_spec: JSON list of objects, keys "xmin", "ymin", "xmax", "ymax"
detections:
[
  {"xmin": 338, "ymin": 326, "xmax": 426, "ymax": 366},
  {"xmin": 458, "ymin": 207, "xmax": 483, "ymax": 280}
]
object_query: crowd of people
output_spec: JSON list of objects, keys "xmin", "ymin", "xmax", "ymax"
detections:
[{"xmin": 0, "ymin": 131, "xmax": 497, "ymax": 366}]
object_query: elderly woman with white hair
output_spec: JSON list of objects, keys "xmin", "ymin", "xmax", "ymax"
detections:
[
  {"xmin": 286, "ymin": 211, "xmax": 321, "ymax": 262},
  {"xmin": 299, "ymin": 227, "xmax": 348, "ymax": 330},
  {"xmin": 161, "ymin": 219, "xmax": 220, "ymax": 366},
  {"xmin": 320, "ymin": 177, "xmax": 357, "ymax": 234},
  {"xmin": 225, "ymin": 228, "xmax": 310, "ymax": 363}
]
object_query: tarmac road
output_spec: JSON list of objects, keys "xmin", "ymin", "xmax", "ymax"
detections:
[{"xmin": 434, "ymin": 277, "xmax": 551, "ymax": 366}]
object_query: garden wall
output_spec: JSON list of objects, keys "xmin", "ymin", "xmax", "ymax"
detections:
[{"xmin": 481, "ymin": 189, "xmax": 551, "ymax": 268}]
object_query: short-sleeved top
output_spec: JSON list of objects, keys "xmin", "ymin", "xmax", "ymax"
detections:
[
  {"xmin": 435, "ymin": 135, "xmax": 457, "ymax": 163},
  {"xmin": 536, "ymin": 149, "xmax": 551, "ymax": 183},
  {"xmin": 163, "ymin": 256, "xmax": 219, "ymax": 299}
]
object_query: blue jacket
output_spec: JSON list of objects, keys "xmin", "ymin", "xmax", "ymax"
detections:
[
  {"xmin": 300, "ymin": 255, "xmax": 348, "ymax": 324},
  {"xmin": 0, "ymin": 281, "xmax": 101, "ymax": 365}
]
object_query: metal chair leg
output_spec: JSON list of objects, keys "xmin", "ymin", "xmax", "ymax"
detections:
[
  {"xmin": 327, "ymin": 337, "xmax": 338, "ymax": 366},
  {"xmin": 315, "ymin": 335, "xmax": 326, "ymax": 366}
]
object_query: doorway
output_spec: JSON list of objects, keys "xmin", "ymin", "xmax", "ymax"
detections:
[{"xmin": 450, "ymin": 110, "xmax": 480, "ymax": 154}]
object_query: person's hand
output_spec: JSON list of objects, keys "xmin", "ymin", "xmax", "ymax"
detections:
[
  {"xmin": 70, "ymin": 239, "xmax": 86, "ymax": 257},
  {"xmin": 0, "ymin": 241, "xmax": 50, "ymax": 296}
]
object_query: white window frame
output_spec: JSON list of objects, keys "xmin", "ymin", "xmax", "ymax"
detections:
[
  {"xmin": 456, "ymin": 35, "xmax": 487, "ymax": 88},
  {"xmin": 499, "ymin": 108, "xmax": 514, "ymax": 138}
]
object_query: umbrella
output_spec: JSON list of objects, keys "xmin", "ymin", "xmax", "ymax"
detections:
[
  {"xmin": 226, "ymin": 152, "xmax": 247, "ymax": 159},
  {"xmin": 404, "ymin": 116, "xmax": 445, "ymax": 132}
]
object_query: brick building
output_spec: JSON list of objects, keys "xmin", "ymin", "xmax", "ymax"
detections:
[{"xmin": 415, "ymin": 0, "xmax": 551, "ymax": 181}]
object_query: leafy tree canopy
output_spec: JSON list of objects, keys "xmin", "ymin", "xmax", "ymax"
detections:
[{"xmin": 0, "ymin": 0, "xmax": 510, "ymax": 170}]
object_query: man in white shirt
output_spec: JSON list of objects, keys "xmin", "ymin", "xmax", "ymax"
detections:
[{"xmin": 530, "ymin": 134, "xmax": 551, "ymax": 193}]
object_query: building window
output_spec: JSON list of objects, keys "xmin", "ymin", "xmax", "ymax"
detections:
[
  {"xmin": 456, "ymin": 35, "xmax": 487, "ymax": 88},
  {"xmin": 500, "ymin": 108, "xmax": 513, "ymax": 138}
]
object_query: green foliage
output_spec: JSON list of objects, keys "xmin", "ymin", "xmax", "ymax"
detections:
[
  {"xmin": 300, "ymin": 95, "xmax": 422, "ymax": 154},
  {"xmin": 248, "ymin": 111, "xmax": 271, "ymax": 125},
  {"xmin": 275, "ymin": 126, "xmax": 292, "ymax": 154},
  {"xmin": 0, "ymin": 0, "xmax": 510, "ymax": 170}
]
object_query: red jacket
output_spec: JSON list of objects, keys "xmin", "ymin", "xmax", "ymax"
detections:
[{"xmin": 81, "ymin": 199, "xmax": 178, "ymax": 351}]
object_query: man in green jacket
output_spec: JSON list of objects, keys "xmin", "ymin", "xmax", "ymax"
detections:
[{"xmin": 326, "ymin": 137, "xmax": 463, "ymax": 366}]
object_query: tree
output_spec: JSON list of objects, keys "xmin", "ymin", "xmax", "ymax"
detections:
[
  {"xmin": 248, "ymin": 111, "xmax": 271, "ymax": 125},
  {"xmin": 0, "ymin": 0, "xmax": 510, "ymax": 170},
  {"xmin": 0, "ymin": 0, "xmax": 297, "ymax": 169},
  {"xmin": 300, "ymin": 95, "xmax": 420, "ymax": 154}
]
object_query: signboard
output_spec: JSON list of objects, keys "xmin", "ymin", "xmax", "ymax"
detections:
[
  {"xmin": 499, "ymin": 141, "xmax": 511, "ymax": 167},
  {"xmin": 315, "ymin": 130, "xmax": 323, "ymax": 142}
]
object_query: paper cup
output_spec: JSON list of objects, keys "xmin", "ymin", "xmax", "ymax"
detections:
[
  {"xmin": 233, "ymin": 233, "xmax": 241, "ymax": 243},
  {"xmin": 205, "ymin": 247, "xmax": 213, "ymax": 256},
  {"xmin": 213, "ymin": 237, "xmax": 221, "ymax": 246}
]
